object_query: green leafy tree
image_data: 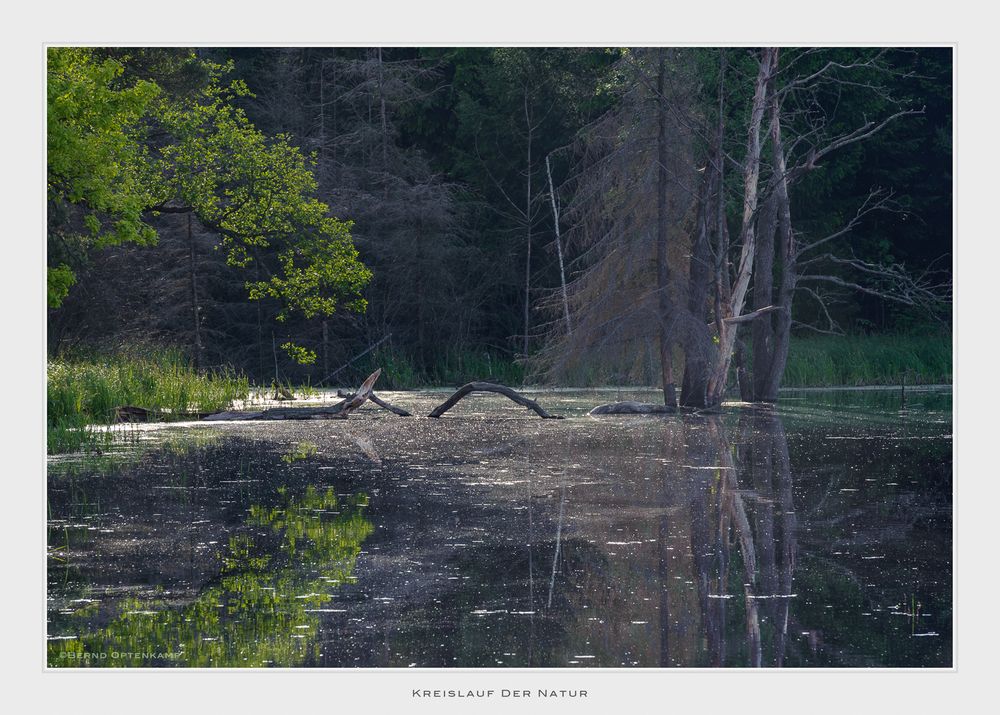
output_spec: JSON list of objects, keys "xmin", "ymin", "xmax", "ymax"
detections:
[
  {"xmin": 47, "ymin": 48, "xmax": 160, "ymax": 306},
  {"xmin": 47, "ymin": 48, "xmax": 370, "ymax": 348}
]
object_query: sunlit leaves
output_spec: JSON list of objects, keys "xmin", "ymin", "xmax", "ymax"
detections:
[
  {"xmin": 280, "ymin": 342, "xmax": 317, "ymax": 365},
  {"xmin": 47, "ymin": 48, "xmax": 161, "ymax": 303},
  {"xmin": 47, "ymin": 48, "xmax": 370, "ymax": 322},
  {"xmin": 46, "ymin": 264, "xmax": 76, "ymax": 309}
]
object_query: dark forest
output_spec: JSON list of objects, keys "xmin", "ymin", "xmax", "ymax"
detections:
[{"xmin": 47, "ymin": 47, "xmax": 952, "ymax": 397}]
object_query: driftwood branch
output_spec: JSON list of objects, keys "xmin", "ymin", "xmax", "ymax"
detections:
[
  {"xmin": 427, "ymin": 382, "xmax": 563, "ymax": 419},
  {"xmin": 203, "ymin": 369, "xmax": 381, "ymax": 421},
  {"xmin": 337, "ymin": 389, "xmax": 412, "ymax": 416}
]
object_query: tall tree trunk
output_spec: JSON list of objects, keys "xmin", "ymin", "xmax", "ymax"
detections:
[
  {"xmin": 416, "ymin": 210, "xmax": 426, "ymax": 370},
  {"xmin": 378, "ymin": 47, "xmax": 388, "ymax": 170},
  {"xmin": 322, "ymin": 319, "xmax": 329, "ymax": 379},
  {"xmin": 705, "ymin": 48, "xmax": 777, "ymax": 407},
  {"xmin": 680, "ymin": 145, "xmax": 719, "ymax": 408},
  {"xmin": 751, "ymin": 192, "xmax": 779, "ymax": 399},
  {"xmin": 545, "ymin": 154, "xmax": 572, "ymax": 335},
  {"xmin": 681, "ymin": 50, "xmax": 728, "ymax": 409},
  {"xmin": 187, "ymin": 213, "xmax": 203, "ymax": 370},
  {"xmin": 318, "ymin": 57, "xmax": 325, "ymax": 174},
  {"xmin": 330, "ymin": 51, "xmax": 338, "ymax": 183},
  {"xmin": 734, "ymin": 335, "xmax": 753, "ymax": 402},
  {"xmin": 761, "ymin": 87, "xmax": 795, "ymax": 402},
  {"xmin": 656, "ymin": 51, "xmax": 677, "ymax": 408},
  {"xmin": 255, "ymin": 258, "xmax": 264, "ymax": 380},
  {"xmin": 522, "ymin": 91, "xmax": 533, "ymax": 359}
]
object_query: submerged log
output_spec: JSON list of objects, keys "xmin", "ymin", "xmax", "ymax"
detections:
[
  {"xmin": 336, "ymin": 389, "xmax": 412, "ymax": 417},
  {"xmin": 588, "ymin": 401, "xmax": 677, "ymax": 416},
  {"xmin": 428, "ymin": 382, "xmax": 563, "ymax": 419},
  {"xmin": 202, "ymin": 369, "xmax": 382, "ymax": 421}
]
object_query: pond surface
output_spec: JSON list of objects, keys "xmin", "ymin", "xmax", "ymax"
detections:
[{"xmin": 47, "ymin": 387, "xmax": 952, "ymax": 668}]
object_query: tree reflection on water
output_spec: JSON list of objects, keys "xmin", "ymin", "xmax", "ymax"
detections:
[
  {"xmin": 49, "ymin": 485, "xmax": 373, "ymax": 667},
  {"xmin": 46, "ymin": 391, "xmax": 951, "ymax": 667}
]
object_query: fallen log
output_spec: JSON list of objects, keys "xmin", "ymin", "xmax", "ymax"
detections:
[
  {"xmin": 115, "ymin": 405, "xmax": 152, "ymax": 423},
  {"xmin": 428, "ymin": 382, "xmax": 563, "ymax": 419},
  {"xmin": 336, "ymin": 389, "xmax": 412, "ymax": 416},
  {"xmin": 588, "ymin": 401, "xmax": 676, "ymax": 416},
  {"xmin": 202, "ymin": 369, "xmax": 382, "ymax": 421},
  {"xmin": 115, "ymin": 406, "xmax": 219, "ymax": 422}
]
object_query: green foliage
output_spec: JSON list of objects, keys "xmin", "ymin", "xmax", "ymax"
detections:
[
  {"xmin": 47, "ymin": 264, "xmax": 76, "ymax": 308},
  {"xmin": 150, "ymin": 62, "xmax": 371, "ymax": 319},
  {"xmin": 47, "ymin": 47, "xmax": 370, "ymax": 322},
  {"xmin": 47, "ymin": 48, "xmax": 161, "ymax": 305},
  {"xmin": 280, "ymin": 342, "xmax": 317, "ymax": 365}
]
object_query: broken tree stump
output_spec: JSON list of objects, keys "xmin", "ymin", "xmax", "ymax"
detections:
[{"xmin": 428, "ymin": 382, "xmax": 563, "ymax": 419}]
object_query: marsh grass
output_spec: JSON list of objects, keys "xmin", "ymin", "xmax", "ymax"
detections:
[
  {"xmin": 782, "ymin": 333, "xmax": 952, "ymax": 387},
  {"xmin": 47, "ymin": 349, "xmax": 249, "ymax": 454},
  {"xmin": 348, "ymin": 335, "xmax": 950, "ymax": 390}
]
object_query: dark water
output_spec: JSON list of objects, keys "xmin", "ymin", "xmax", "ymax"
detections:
[{"xmin": 47, "ymin": 387, "xmax": 952, "ymax": 668}]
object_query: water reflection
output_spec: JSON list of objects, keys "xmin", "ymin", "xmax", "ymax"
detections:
[
  {"xmin": 49, "ymin": 479, "xmax": 372, "ymax": 667},
  {"xmin": 371, "ymin": 407, "xmax": 948, "ymax": 667},
  {"xmin": 701, "ymin": 412, "xmax": 797, "ymax": 667},
  {"xmin": 47, "ymin": 390, "xmax": 951, "ymax": 667}
]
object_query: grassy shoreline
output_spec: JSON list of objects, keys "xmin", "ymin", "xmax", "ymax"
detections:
[
  {"xmin": 781, "ymin": 333, "xmax": 951, "ymax": 388},
  {"xmin": 47, "ymin": 334, "xmax": 951, "ymax": 453},
  {"xmin": 47, "ymin": 349, "xmax": 249, "ymax": 454}
]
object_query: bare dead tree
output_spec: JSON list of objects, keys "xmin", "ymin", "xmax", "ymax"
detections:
[
  {"xmin": 746, "ymin": 49, "xmax": 942, "ymax": 402},
  {"xmin": 703, "ymin": 48, "xmax": 778, "ymax": 407},
  {"xmin": 545, "ymin": 153, "xmax": 572, "ymax": 335}
]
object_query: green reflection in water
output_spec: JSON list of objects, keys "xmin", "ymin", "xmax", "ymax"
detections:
[
  {"xmin": 49, "ymin": 485, "xmax": 373, "ymax": 667},
  {"xmin": 48, "ymin": 429, "xmax": 222, "ymax": 479},
  {"xmin": 280, "ymin": 441, "xmax": 319, "ymax": 464}
]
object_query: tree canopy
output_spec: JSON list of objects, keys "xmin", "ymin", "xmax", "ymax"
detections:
[{"xmin": 47, "ymin": 47, "xmax": 370, "ymax": 332}]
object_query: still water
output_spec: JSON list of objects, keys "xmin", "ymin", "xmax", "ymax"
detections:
[{"xmin": 47, "ymin": 387, "xmax": 952, "ymax": 667}]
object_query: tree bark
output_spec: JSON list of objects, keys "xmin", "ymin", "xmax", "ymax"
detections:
[
  {"xmin": 187, "ymin": 213, "xmax": 203, "ymax": 370},
  {"xmin": 337, "ymin": 388, "xmax": 412, "ymax": 416},
  {"xmin": 705, "ymin": 48, "xmax": 777, "ymax": 407},
  {"xmin": 761, "ymin": 91, "xmax": 796, "ymax": 402}
]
